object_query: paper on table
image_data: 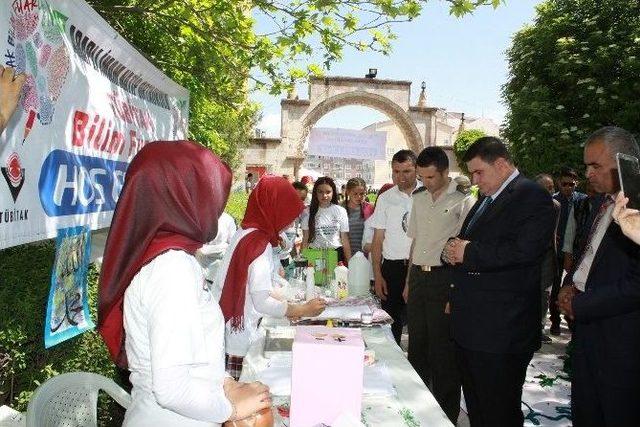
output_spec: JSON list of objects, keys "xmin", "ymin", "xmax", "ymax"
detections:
[
  {"xmin": 331, "ymin": 411, "xmax": 366, "ymax": 427},
  {"xmin": 363, "ymin": 363, "xmax": 396, "ymax": 396},
  {"xmin": 256, "ymin": 366, "xmax": 292, "ymax": 396},
  {"xmin": 305, "ymin": 304, "xmax": 372, "ymax": 321},
  {"xmin": 267, "ymin": 353, "xmax": 292, "ymax": 368},
  {"xmin": 256, "ymin": 361, "xmax": 395, "ymax": 397}
]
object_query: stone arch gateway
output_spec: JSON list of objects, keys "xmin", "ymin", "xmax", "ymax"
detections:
[
  {"xmin": 259, "ymin": 76, "xmax": 440, "ymax": 178},
  {"xmin": 301, "ymin": 91, "xmax": 424, "ymax": 153}
]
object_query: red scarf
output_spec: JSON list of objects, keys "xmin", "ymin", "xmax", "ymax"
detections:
[
  {"xmin": 98, "ymin": 141, "xmax": 231, "ymax": 368},
  {"xmin": 219, "ymin": 175, "xmax": 304, "ymax": 330}
]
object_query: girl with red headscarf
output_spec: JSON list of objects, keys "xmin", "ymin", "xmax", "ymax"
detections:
[
  {"xmin": 98, "ymin": 141, "xmax": 270, "ymax": 426},
  {"xmin": 218, "ymin": 175, "xmax": 326, "ymax": 379}
]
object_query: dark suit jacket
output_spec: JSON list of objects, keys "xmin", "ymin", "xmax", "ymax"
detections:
[
  {"xmin": 451, "ymin": 173, "xmax": 556, "ymax": 354},
  {"xmin": 572, "ymin": 221, "xmax": 640, "ymax": 388}
]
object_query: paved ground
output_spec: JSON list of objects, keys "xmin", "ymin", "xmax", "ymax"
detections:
[{"xmin": 399, "ymin": 320, "xmax": 572, "ymax": 427}]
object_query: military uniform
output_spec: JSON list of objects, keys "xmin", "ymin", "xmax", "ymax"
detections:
[{"xmin": 406, "ymin": 178, "xmax": 475, "ymax": 423}]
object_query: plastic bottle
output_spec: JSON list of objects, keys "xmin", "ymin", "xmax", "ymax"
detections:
[
  {"xmin": 334, "ymin": 262, "xmax": 349, "ymax": 300},
  {"xmin": 348, "ymin": 251, "xmax": 371, "ymax": 296},
  {"xmin": 305, "ymin": 264, "xmax": 316, "ymax": 301}
]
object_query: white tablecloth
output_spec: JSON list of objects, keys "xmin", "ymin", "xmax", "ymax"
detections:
[{"xmin": 240, "ymin": 318, "xmax": 452, "ymax": 427}]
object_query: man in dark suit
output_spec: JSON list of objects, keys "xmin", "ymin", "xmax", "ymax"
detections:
[
  {"xmin": 551, "ymin": 166, "xmax": 587, "ymax": 335},
  {"xmin": 557, "ymin": 126, "xmax": 640, "ymax": 427},
  {"xmin": 443, "ymin": 137, "xmax": 555, "ymax": 426}
]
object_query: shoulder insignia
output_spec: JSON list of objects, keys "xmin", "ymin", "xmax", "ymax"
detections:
[{"xmin": 412, "ymin": 186, "xmax": 427, "ymax": 195}]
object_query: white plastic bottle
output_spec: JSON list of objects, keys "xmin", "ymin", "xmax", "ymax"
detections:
[
  {"xmin": 348, "ymin": 251, "xmax": 371, "ymax": 296},
  {"xmin": 334, "ymin": 262, "xmax": 349, "ymax": 300},
  {"xmin": 305, "ymin": 265, "xmax": 316, "ymax": 301}
]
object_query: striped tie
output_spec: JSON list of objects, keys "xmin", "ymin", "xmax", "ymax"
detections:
[{"xmin": 572, "ymin": 195, "xmax": 614, "ymax": 290}]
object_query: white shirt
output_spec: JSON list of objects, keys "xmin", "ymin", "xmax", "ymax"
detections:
[
  {"xmin": 123, "ymin": 250, "xmax": 231, "ymax": 426},
  {"xmin": 362, "ymin": 216, "xmax": 376, "ymax": 280},
  {"xmin": 563, "ymin": 204, "xmax": 576, "ymax": 254},
  {"xmin": 273, "ymin": 226, "xmax": 296, "ymax": 261},
  {"xmin": 217, "ymin": 228, "xmax": 288, "ymax": 356},
  {"xmin": 302, "ymin": 204, "xmax": 349, "ymax": 249},
  {"xmin": 198, "ymin": 213, "xmax": 238, "ymax": 283},
  {"xmin": 370, "ymin": 183, "xmax": 418, "ymax": 260},
  {"xmin": 488, "ymin": 169, "xmax": 520, "ymax": 199},
  {"xmin": 200, "ymin": 213, "xmax": 236, "ymax": 254},
  {"xmin": 362, "ymin": 216, "xmax": 374, "ymax": 249}
]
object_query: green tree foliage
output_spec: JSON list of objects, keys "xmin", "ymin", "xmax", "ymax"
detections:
[
  {"xmin": 87, "ymin": 0, "xmax": 502, "ymax": 164},
  {"xmin": 454, "ymin": 129, "xmax": 486, "ymax": 174},
  {"xmin": 502, "ymin": 0, "xmax": 640, "ymax": 177},
  {"xmin": 0, "ymin": 243, "xmax": 122, "ymax": 424}
]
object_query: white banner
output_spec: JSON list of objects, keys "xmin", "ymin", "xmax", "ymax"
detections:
[
  {"xmin": 0, "ymin": 0, "xmax": 190, "ymax": 249},
  {"xmin": 307, "ymin": 127, "xmax": 386, "ymax": 160}
]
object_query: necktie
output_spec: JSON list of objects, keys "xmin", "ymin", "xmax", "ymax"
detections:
[
  {"xmin": 465, "ymin": 196, "xmax": 492, "ymax": 233},
  {"xmin": 572, "ymin": 195, "xmax": 614, "ymax": 290}
]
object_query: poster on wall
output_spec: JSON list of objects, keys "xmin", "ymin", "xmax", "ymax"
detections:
[
  {"xmin": 44, "ymin": 225, "xmax": 93, "ymax": 348},
  {"xmin": 0, "ymin": 0, "xmax": 190, "ymax": 250}
]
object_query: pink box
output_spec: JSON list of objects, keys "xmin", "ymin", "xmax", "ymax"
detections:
[{"xmin": 289, "ymin": 326, "xmax": 364, "ymax": 427}]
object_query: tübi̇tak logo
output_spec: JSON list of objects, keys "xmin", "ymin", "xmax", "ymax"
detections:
[{"xmin": 2, "ymin": 152, "xmax": 25, "ymax": 202}]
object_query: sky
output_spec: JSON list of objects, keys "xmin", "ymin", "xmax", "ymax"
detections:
[{"xmin": 252, "ymin": 0, "xmax": 542, "ymax": 137}]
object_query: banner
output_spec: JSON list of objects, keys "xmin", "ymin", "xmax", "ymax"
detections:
[
  {"xmin": 307, "ymin": 127, "xmax": 386, "ymax": 160},
  {"xmin": 44, "ymin": 225, "xmax": 93, "ymax": 348},
  {"xmin": 0, "ymin": 0, "xmax": 190, "ymax": 249}
]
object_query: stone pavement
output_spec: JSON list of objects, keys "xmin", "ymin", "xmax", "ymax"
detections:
[{"xmin": 400, "ymin": 320, "xmax": 572, "ymax": 427}]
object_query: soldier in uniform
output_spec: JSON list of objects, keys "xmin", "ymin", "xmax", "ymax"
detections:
[{"xmin": 403, "ymin": 146, "xmax": 476, "ymax": 423}]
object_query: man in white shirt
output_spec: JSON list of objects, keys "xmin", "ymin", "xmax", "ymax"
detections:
[{"xmin": 371, "ymin": 149, "xmax": 419, "ymax": 344}]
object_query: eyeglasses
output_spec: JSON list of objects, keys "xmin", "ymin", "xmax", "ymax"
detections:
[{"xmin": 560, "ymin": 182, "xmax": 576, "ymax": 187}]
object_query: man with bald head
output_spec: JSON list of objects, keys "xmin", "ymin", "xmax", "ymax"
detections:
[{"xmin": 558, "ymin": 126, "xmax": 640, "ymax": 427}]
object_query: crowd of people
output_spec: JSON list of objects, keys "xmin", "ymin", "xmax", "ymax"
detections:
[
  {"xmin": 2, "ymin": 68, "xmax": 640, "ymax": 426},
  {"xmin": 93, "ymin": 126, "xmax": 640, "ymax": 427}
]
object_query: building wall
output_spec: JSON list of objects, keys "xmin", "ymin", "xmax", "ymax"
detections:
[{"xmin": 303, "ymin": 155, "xmax": 375, "ymax": 183}]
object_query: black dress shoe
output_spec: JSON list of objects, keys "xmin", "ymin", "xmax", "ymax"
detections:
[
  {"xmin": 550, "ymin": 324, "xmax": 561, "ymax": 336},
  {"xmin": 541, "ymin": 334, "xmax": 553, "ymax": 344}
]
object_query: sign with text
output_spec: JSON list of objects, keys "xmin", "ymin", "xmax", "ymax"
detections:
[
  {"xmin": 0, "ymin": 0, "xmax": 190, "ymax": 249},
  {"xmin": 307, "ymin": 127, "xmax": 386, "ymax": 160}
]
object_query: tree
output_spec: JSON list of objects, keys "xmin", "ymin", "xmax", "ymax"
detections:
[
  {"xmin": 88, "ymin": 0, "xmax": 503, "ymax": 164},
  {"xmin": 502, "ymin": 0, "xmax": 640, "ymax": 177},
  {"xmin": 454, "ymin": 129, "xmax": 486, "ymax": 174}
]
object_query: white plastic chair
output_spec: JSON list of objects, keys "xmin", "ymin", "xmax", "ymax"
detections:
[{"xmin": 26, "ymin": 372, "xmax": 131, "ymax": 427}]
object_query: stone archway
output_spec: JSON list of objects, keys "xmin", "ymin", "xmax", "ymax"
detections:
[
  {"xmin": 261, "ymin": 76, "xmax": 439, "ymax": 177},
  {"xmin": 301, "ymin": 91, "xmax": 424, "ymax": 153}
]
